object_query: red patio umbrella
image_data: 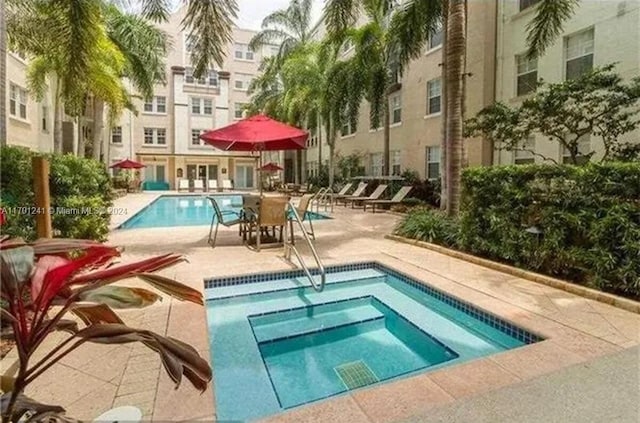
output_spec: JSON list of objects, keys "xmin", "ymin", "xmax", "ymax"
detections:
[
  {"xmin": 259, "ymin": 162, "xmax": 284, "ymax": 172},
  {"xmin": 109, "ymin": 158, "xmax": 146, "ymax": 169}
]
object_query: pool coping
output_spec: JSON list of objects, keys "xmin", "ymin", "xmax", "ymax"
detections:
[{"xmin": 385, "ymin": 234, "xmax": 640, "ymax": 314}]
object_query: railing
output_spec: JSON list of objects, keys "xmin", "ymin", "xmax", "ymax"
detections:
[
  {"xmin": 283, "ymin": 201, "xmax": 326, "ymax": 292},
  {"xmin": 311, "ymin": 188, "xmax": 334, "ymax": 214}
]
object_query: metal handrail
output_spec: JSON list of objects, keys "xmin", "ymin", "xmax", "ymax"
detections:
[
  {"xmin": 311, "ymin": 188, "xmax": 328, "ymax": 213},
  {"xmin": 284, "ymin": 201, "xmax": 326, "ymax": 292},
  {"xmin": 312, "ymin": 187, "xmax": 334, "ymax": 213}
]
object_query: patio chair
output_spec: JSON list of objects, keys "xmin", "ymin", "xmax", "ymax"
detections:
[
  {"xmin": 344, "ymin": 184, "xmax": 388, "ymax": 208},
  {"xmin": 207, "ymin": 197, "xmax": 243, "ymax": 248},
  {"xmin": 334, "ymin": 182, "xmax": 368, "ymax": 205},
  {"xmin": 222, "ymin": 179, "xmax": 233, "ymax": 191},
  {"xmin": 364, "ymin": 186, "xmax": 413, "ymax": 213},
  {"xmin": 288, "ymin": 194, "xmax": 316, "ymax": 244},
  {"xmin": 177, "ymin": 179, "xmax": 189, "ymax": 192},
  {"xmin": 329, "ymin": 182, "xmax": 353, "ymax": 201},
  {"xmin": 208, "ymin": 179, "xmax": 218, "ymax": 192},
  {"xmin": 245, "ymin": 196, "xmax": 289, "ymax": 252},
  {"xmin": 193, "ymin": 179, "xmax": 204, "ymax": 192}
]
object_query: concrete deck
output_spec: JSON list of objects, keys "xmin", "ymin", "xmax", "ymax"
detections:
[{"xmin": 16, "ymin": 192, "xmax": 640, "ymax": 422}]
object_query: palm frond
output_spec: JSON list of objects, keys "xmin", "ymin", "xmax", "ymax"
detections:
[
  {"xmin": 324, "ymin": 0, "xmax": 359, "ymax": 35},
  {"xmin": 139, "ymin": 0, "xmax": 171, "ymax": 23},
  {"xmin": 526, "ymin": 0, "xmax": 578, "ymax": 58}
]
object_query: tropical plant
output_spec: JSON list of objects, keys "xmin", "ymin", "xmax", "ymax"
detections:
[
  {"xmin": 466, "ymin": 64, "xmax": 640, "ymax": 164},
  {"xmin": 0, "ymin": 0, "xmax": 7, "ymax": 145},
  {"xmin": 0, "ymin": 236, "xmax": 211, "ymax": 422}
]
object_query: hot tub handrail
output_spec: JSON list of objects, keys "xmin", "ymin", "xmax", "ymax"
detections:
[{"xmin": 284, "ymin": 201, "xmax": 326, "ymax": 292}]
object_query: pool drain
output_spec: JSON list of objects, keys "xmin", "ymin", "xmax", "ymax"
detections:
[{"xmin": 335, "ymin": 360, "xmax": 379, "ymax": 390}]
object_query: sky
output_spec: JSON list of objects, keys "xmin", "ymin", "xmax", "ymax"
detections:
[{"xmin": 235, "ymin": 0, "xmax": 324, "ymax": 31}]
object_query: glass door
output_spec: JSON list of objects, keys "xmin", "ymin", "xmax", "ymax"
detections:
[
  {"xmin": 236, "ymin": 165, "xmax": 255, "ymax": 189},
  {"xmin": 198, "ymin": 165, "xmax": 207, "ymax": 184},
  {"xmin": 208, "ymin": 165, "xmax": 219, "ymax": 182}
]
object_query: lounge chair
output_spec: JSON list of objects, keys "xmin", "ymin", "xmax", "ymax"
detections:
[
  {"xmin": 177, "ymin": 179, "xmax": 189, "ymax": 192},
  {"xmin": 245, "ymin": 196, "xmax": 289, "ymax": 252},
  {"xmin": 208, "ymin": 179, "xmax": 218, "ymax": 192},
  {"xmin": 193, "ymin": 179, "xmax": 204, "ymax": 192},
  {"xmin": 329, "ymin": 183, "xmax": 353, "ymax": 202},
  {"xmin": 288, "ymin": 194, "xmax": 315, "ymax": 244},
  {"xmin": 344, "ymin": 184, "xmax": 388, "ymax": 208},
  {"xmin": 222, "ymin": 179, "xmax": 233, "ymax": 191},
  {"xmin": 207, "ymin": 197, "xmax": 243, "ymax": 248},
  {"xmin": 335, "ymin": 182, "xmax": 368, "ymax": 205},
  {"xmin": 364, "ymin": 186, "xmax": 413, "ymax": 213}
]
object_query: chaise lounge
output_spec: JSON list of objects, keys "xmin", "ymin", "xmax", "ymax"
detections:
[
  {"xmin": 364, "ymin": 186, "xmax": 413, "ymax": 213},
  {"xmin": 344, "ymin": 184, "xmax": 388, "ymax": 208}
]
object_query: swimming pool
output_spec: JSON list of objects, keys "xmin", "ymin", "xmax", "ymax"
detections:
[
  {"xmin": 205, "ymin": 262, "xmax": 542, "ymax": 421},
  {"xmin": 118, "ymin": 195, "xmax": 329, "ymax": 229}
]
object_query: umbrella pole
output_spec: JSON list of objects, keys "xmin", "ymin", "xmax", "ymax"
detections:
[{"xmin": 259, "ymin": 151, "xmax": 263, "ymax": 196}]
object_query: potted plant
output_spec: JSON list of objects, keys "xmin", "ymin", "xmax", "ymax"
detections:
[{"xmin": 0, "ymin": 236, "xmax": 210, "ymax": 422}]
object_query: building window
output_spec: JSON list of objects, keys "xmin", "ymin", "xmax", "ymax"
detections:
[
  {"xmin": 428, "ymin": 20, "xmax": 443, "ymax": 50},
  {"xmin": 516, "ymin": 54, "xmax": 538, "ymax": 96},
  {"xmin": 565, "ymin": 28, "xmax": 594, "ymax": 80},
  {"xmin": 111, "ymin": 126, "xmax": 122, "ymax": 144},
  {"xmin": 41, "ymin": 105, "xmax": 48, "ymax": 132},
  {"xmin": 234, "ymin": 103, "xmax": 247, "ymax": 119},
  {"xmin": 514, "ymin": 136, "xmax": 535, "ymax": 164},
  {"xmin": 203, "ymin": 99, "xmax": 213, "ymax": 115},
  {"xmin": 341, "ymin": 119, "xmax": 357, "ymax": 137},
  {"xmin": 191, "ymin": 129, "xmax": 204, "ymax": 145},
  {"xmin": 562, "ymin": 134, "xmax": 591, "ymax": 164},
  {"xmin": 427, "ymin": 78, "xmax": 442, "ymax": 115},
  {"xmin": 191, "ymin": 97, "xmax": 214, "ymax": 115},
  {"xmin": 143, "ymin": 128, "xmax": 166, "ymax": 145},
  {"xmin": 9, "ymin": 83, "xmax": 28, "ymax": 119},
  {"xmin": 391, "ymin": 151, "xmax": 401, "ymax": 176},
  {"xmin": 370, "ymin": 153, "xmax": 383, "ymax": 177},
  {"xmin": 426, "ymin": 146, "xmax": 441, "ymax": 180},
  {"xmin": 234, "ymin": 73, "xmax": 253, "ymax": 91},
  {"xmin": 519, "ymin": 0, "xmax": 540, "ymax": 11},
  {"xmin": 185, "ymin": 68, "xmax": 218, "ymax": 87},
  {"xmin": 191, "ymin": 97, "xmax": 200, "ymax": 114},
  {"xmin": 144, "ymin": 96, "xmax": 166, "ymax": 113},
  {"xmin": 391, "ymin": 94, "xmax": 402, "ymax": 124},
  {"xmin": 234, "ymin": 43, "xmax": 254, "ymax": 61}
]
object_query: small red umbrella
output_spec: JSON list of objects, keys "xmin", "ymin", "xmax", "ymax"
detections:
[
  {"xmin": 259, "ymin": 162, "xmax": 284, "ymax": 172},
  {"xmin": 110, "ymin": 159, "xmax": 146, "ymax": 169}
]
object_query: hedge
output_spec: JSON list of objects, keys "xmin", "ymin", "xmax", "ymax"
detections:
[
  {"xmin": 395, "ymin": 163, "xmax": 640, "ymax": 299},
  {"xmin": 0, "ymin": 146, "xmax": 113, "ymax": 241}
]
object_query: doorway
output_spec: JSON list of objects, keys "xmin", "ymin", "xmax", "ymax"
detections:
[{"xmin": 235, "ymin": 165, "xmax": 255, "ymax": 189}]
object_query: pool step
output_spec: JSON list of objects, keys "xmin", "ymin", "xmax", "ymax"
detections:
[
  {"xmin": 206, "ymin": 268, "xmax": 386, "ymax": 301},
  {"xmin": 251, "ymin": 297, "xmax": 384, "ymax": 343}
]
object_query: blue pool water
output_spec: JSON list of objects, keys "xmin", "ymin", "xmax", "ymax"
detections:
[
  {"xmin": 205, "ymin": 263, "xmax": 542, "ymax": 421},
  {"xmin": 118, "ymin": 195, "xmax": 329, "ymax": 229}
]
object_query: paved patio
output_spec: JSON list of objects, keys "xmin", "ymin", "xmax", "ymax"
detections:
[{"xmin": 15, "ymin": 192, "xmax": 640, "ymax": 422}]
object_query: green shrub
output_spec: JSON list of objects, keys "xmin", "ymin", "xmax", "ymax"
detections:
[
  {"xmin": 395, "ymin": 208, "xmax": 459, "ymax": 248},
  {"xmin": 0, "ymin": 146, "xmax": 113, "ymax": 241}
]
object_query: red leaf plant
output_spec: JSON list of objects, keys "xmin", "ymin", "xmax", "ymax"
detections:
[{"xmin": 0, "ymin": 236, "xmax": 210, "ymax": 422}]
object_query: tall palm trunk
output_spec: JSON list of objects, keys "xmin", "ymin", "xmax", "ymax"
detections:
[
  {"xmin": 53, "ymin": 76, "xmax": 63, "ymax": 153},
  {"xmin": 92, "ymin": 98, "xmax": 105, "ymax": 162},
  {"xmin": 444, "ymin": 0, "xmax": 466, "ymax": 216},
  {"xmin": 383, "ymin": 94, "xmax": 391, "ymax": 176},
  {"xmin": 0, "ymin": 0, "xmax": 6, "ymax": 145},
  {"xmin": 440, "ymin": 0, "xmax": 449, "ymax": 210},
  {"xmin": 317, "ymin": 111, "xmax": 323, "ymax": 182},
  {"xmin": 77, "ymin": 115, "xmax": 84, "ymax": 157}
]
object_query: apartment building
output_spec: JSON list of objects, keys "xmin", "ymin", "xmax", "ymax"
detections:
[
  {"xmin": 494, "ymin": 0, "xmax": 640, "ymax": 165},
  {"xmin": 305, "ymin": 1, "xmax": 498, "ymax": 181}
]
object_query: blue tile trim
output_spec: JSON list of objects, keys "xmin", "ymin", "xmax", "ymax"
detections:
[{"xmin": 205, "ymin": 261, "xmax": 544, "ymax": 345}]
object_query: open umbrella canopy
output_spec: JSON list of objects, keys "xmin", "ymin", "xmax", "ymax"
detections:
[
  {"xmin": 259, "ymin": 162, "xmax": 284, "ymax": 172},
  {"xmin": 200, "ymin": 114, "xmax": 308, "ymax": 151},
  {"xmin": 110, "ymin": 159, "xmax": 146, "ymax": 169}
]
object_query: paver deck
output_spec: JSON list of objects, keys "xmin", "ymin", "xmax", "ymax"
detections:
[{"xmin": 13, "ymin": 192, "xmax": 640, "ymax": 422}]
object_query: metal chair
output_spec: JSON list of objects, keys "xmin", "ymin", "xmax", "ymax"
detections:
[
  {"xmin": 207, "ymin": 197, "xmax": 242, "ymax": 248},
  {"xmin": 245, "ymin": 196, "xmax": 289, "ymax": 252},
  {"xmin": 289, "ymin": 194, "xmax": 315, "ymax": 245}
]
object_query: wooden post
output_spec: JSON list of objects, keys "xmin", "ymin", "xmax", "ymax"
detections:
[{"xmin": 32, "ymin": 156, "xmax": 52, "ymax": 238}]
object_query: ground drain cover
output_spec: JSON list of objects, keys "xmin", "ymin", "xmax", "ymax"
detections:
[{"xmin": 335, "ymin": 360, "xmax": 379, "ymax": 390}]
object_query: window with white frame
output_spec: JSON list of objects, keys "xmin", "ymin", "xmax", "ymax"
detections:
[
  {"xmin": 41, "ymin": 105, "xmax": 49, "ymax": 132},
  {"xmin": 391, "ymin": 93, "xmax": 402, "ymax": 124},
  {"xmin": 234, "ymin": 103, "xmax": 248, "ymax": 119},
  {"xmin": 143, "ymin": 128, "xmax": 166, "ymax": 145},
  {"xmin": 191, "ymin": 97, "xmax": 213, "ymax": 115},
  {"xmin": 191, "ymin": 129, "xmax": 204, "ymax": 146},
  {"xmin": 427, "ymin": 20, "xmax": 443, "ymax": 51},
  {"xmin": 516, "ymin": 54, "xmax": 538, "ymax": 96},
  {"xmin": 144, "ymin": 96, "xmax": 166, "ymax": 113},
  {"xmin": 9, "ymin": 83, "xmax": 28, "ymax": 119},
  {"xmin": 562, "ymin": 134, "xmax": 591, "ymax": 164},
  {"xmin": 341, "ymin": 119, "xmax": 357, "ymax": 137},
  {"xmin": 391, "ymin": 151, "xmax": 401, "ymax": 176},
  {"xmin": 519, "ymin": 0, "xmax": 540, "ymax": 11},
  {"xmin": 425, "ymin": 146, "xmax": 441, "ymax": 180},
  {"xmin": 111, "ymin": 126, "xmax": 122, "ymax": 144},
  {"xmin": 234, "ymin": 43, "xmax": 254, "ymax": 61},
  {"xmin": 565, "ymin": 28, "xmax": 594, "ymax": 80},
  {"xmin": 370, "ymin": 153, "xmax": 384, "ymax": 177},
  {"xmin": 514, "ymin": 136, "xmax": 535, "ymax": 164},
  {"xmin": 234, "ymin": 73, "xmax": 253, "ymax": 91},
  {"xmin": 185, "ymin": 68, "xmax": 218, "ymax": 87},
  {"xmin": 426, "ymin": 78, "xmax": 442, "ymax": 115}
]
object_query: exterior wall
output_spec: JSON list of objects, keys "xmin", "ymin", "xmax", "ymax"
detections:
[
  {"xmin": 307, "ymin": 0, "xmax": 497, "ymax": 181},
  {"xmin": 494, "ymin": 0, "xmax": 640, "ymax": 165}
]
